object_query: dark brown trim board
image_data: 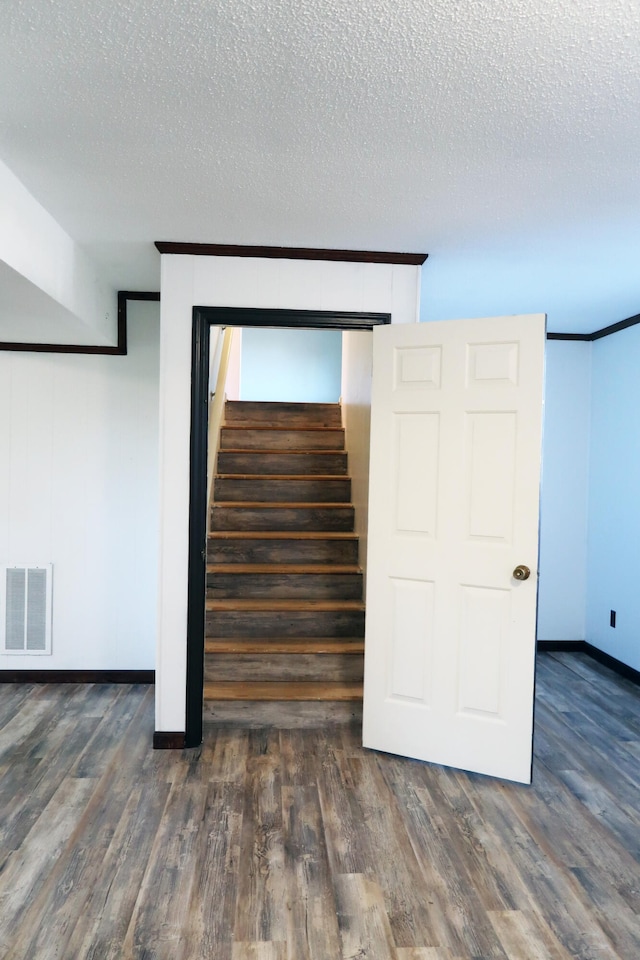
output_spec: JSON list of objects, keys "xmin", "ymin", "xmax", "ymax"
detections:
[
  {"xmin": 548, "ymin": 310, "xmax": 640, "ymax": 342},
  {"xmin": 536, "ymin": 640, "xmax": 585, "ymax": 651},
  {"xmin": 0, "ymin": 670, "xmax": 154, "ymax": 683},
  {"xmin": 583, "ymin": 642, "xmax": 640, "ymax": 686},
  {"xmin": 546, "ymin": 332, "xmax": 592, "ymax": 342},
  {"xmin": 0, "ymin": 290, "xmax": 160, "ymax": 355},
  {"xmin": 117, "ymin": 291, "xmax": 161, "ymax": 355},
  {"xmin": 196, "ymin": 306, "xmax": 392, "ymax": 330},
  {"xmin": 153, "ymin": 731, "xmax": 187, "ymax": 749},
  {"xmin": 590, "ymin": 311, "xmax": 640, "ymax": 340},
  {"xmin": 183, "ymin": 306, "xmax": 392, "ymax": 749},
  {"xmin": 155, "ymin": 241, "xmax": 428, "ymax": 265},
  {"xmin": 537, "ymin": 640, "xmax": 640, "ymax": 687}
]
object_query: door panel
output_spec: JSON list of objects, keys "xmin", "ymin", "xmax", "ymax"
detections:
[{"xmin": 363, "ymin": 315, "xmax": 545, "ymax": 783}]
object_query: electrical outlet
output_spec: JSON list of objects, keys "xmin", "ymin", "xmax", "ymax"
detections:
[{"xmin": 610, "ymin": 610, "xmax": 616, "ymax": 628}]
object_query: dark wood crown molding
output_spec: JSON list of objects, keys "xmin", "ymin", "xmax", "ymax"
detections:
[
  {"xmin": 0, "ymin": 290, "xmax": 160, "ymax": 355},
  {"xmin": 546, "ymin": 332, "xmax": 592, "ymax": 342},
  {"xmin": 154, "ymin": 241, "xmax": 428, "ymax": 266},
  {"xmin": 548, "ymin": 311, "xmax": 640, "ymax": 342},
  {"xmin": 589, "ymin": 312, "xmax": 640, "ymax": 341},
  {"xmin": 195, "ymin": 306, "xmax": 391, "ymax": 330}
]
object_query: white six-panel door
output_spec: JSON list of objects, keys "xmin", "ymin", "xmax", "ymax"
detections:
[{"xmin": 363, "ymin": 315, "xmax": 545, "ymax": 783}]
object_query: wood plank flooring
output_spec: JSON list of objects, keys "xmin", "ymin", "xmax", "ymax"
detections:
[{"xmin": 1, "ymin": 651, "xmax": 640, "ymax": 959}]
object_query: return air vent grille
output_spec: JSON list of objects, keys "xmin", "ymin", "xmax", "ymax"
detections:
[{"xmin": 1, "ymin": 565, "xmax": 52, "ymax": 655}]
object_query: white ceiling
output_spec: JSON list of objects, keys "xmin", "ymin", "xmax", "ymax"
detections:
[{"xmin": 1, "ymin": 0, "xmax": 639, "ymax": 333}]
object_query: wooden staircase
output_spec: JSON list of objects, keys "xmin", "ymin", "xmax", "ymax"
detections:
[{"xmin": 205, "ymin": 400, "xmax": 365, "ymax": 701}]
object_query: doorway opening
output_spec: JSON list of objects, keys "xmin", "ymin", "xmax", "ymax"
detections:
[{"xmin": 185, "ymin": 306, "xmax": 390, "ymax": 746}]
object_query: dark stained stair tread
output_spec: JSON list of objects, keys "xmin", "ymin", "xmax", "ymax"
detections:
[
  {"xmin": 223, "ymin": 422, "xmax": 343, "ymax": 431},
  {"xmin": 205, "ymin": 638, "xmax": 365, "ymax": 654},
  {"xmin": 220, "ymin": 424, "xmax": 344, "ymax": 432},
  {"xmin": 207, "ymin": 563, "xmax": 361, "ymax": 574},
  {"xmin": 206, "ymin": 599, "xmax": 365, "ymax": 611},
  {"xmin": 208, "ymin": 530, "xmax": 358, "ymax": 539},
  {"xmin": 211, "ymin": 501, "xmax": 354, "ymax": 508},
  {"xmin": 203, "ymin": 681, "xmax": 363, "ymax": 701},
  {"xmin": 217, "ymin": 448, "xmax": 348, "ymax": 454},
  {"xmin": 215, "ymin": 474, "xmax": 349, "ymax": 480}
]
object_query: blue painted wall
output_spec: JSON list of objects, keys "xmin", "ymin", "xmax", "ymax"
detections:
[
  {"xmin": 585, "ymin": 325, "xmax": 640, "ymax": 671},
  {"xmin": 240, "ymin": 327, "xmax": 342, "ymax": 402},
  {"xmin": 537, "ymin": 340, "xmax": 592, "ymax": 642},
  {"xmin": 420, "ymin": 243, "xmax": 640, "ymax": 336}
]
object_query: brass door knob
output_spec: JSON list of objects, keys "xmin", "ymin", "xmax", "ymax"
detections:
[{"xmin": 513, "ymin": 565, "xmax": 531, "ymax": 581}]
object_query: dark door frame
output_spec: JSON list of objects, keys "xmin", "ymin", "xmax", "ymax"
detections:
[{"xmin": 185, "ymin": 305, "xmax": 391, "ymax": 746}]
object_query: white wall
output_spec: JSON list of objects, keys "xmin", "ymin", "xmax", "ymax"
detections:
[
  {"xmin": 536, "ymin": 340, "xmax": 592, "ymax": 642},
  {"xmin": 157, "ymin": 254, "xmax": 421, "ymax": 733},
  {"xmin": 0, "ymin": 299, "xmax": 160, "ymax": 670},
  {"xmin": 586, "ymin": 325, "xmax": 640, "ymax": 670},
  {"xmin": 341, "ymin": 330, "xmax": 373, "ymax": 588},
  {"xmin": 240, "ymin": 326, "xmax": 342, "ymax": 402}
]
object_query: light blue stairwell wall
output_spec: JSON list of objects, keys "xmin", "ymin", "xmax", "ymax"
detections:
[
  {"xmin": 240, "ymin": 327, "xmax": 342, "ymax": 402},
  {"xmin": 537, "ymin": 340, "xmax": 591, "ymax": 643}
]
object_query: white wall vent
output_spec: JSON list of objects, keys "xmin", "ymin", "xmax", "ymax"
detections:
[{"xmin": 1, "ymin": 565, "xmax": 53, "ymax": 655}]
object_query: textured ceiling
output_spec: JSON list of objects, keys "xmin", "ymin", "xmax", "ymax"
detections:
[{"xmin": 1, "ymin": 0, "xmax": 639, "ymax": 331}]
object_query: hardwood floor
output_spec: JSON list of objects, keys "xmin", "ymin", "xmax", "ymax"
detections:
[{"xmin": 1, "ymin": 651, "xmax": 639, "ymax": 958}]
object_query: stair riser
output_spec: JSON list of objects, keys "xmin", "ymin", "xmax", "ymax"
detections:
[
  {"xmin": 220, "ymin": 429, "xmax": 345, "ymax": 451},
  {"xmin": 207, "ymin": 610, "xmax": 365, "ymax": 638},
  {"xmin": 207, "ymin": 572, "xmax": 363, "ymax": 600},
  {"xmin": 208, "ymin": 537, "xmax": 359, "ymax": 564},
  {"xmin": 205, "ymin": 653, "xmax": 364, "ymax": 682},
  {"xmin": 210, "ymin": 506, "xmax": 355, "ymax": 532},
  {"xmin": 214, "ymin": 477, "xmax": 351, "ymax": 503},
  {"xmin": 217, "ymin": 452, "xmax": 348, "ymax": 476},
  {"xmin": 225, "ymin": 401, "xmax": 342, "ymax": 428}
]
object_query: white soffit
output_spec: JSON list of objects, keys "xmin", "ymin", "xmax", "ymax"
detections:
[
  {"xmin": 0, "ymin": 260, "xmax": 114, "ymax": 345},
  {"xmin": 1, "ymin": 0, "xmax": 639, "ymax": 333},
  {"xmin": 0, "ymin": 159, "xmax": 117, "ymax": 344}
]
